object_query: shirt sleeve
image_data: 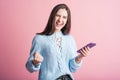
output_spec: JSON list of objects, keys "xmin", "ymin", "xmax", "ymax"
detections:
[
  {"xmin": 68, "ymin": 36, "xmax": 83, "ymax": 72},
  {"xmin": 26, "ymin": 35, "xmax": 42, "ymax": 73}
]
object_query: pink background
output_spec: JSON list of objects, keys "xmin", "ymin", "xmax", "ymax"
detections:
[{"xmin": 0, "ymin": 0, "xmax": 120, "ymax": 80}]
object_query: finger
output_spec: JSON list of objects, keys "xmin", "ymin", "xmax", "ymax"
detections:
[
  {"xmin": 82, "ymin": 47, "xmax": 90, "ymax": 56},
  {"xmin": 34, "ymin": 52, "xmax": 39, "ymax": 59},
  {"xmin": 37, "ymin": 57, "xmax": 42, "ymax": 63},
  {"xmin": 80, "ymin": 49, "xmax": 87, "ymax": 56},
  {"xmin": 32, "ymin": 59, "xmax": 40, "ymax": 66},
  {"xmin": 84, "ymin": 46, "xmax": 89, "ymax": 52},
  {"xmin": 35, "ymin": 53, "xmax": 43, "ymax": 62},
  {"xmin": 38, "ymin": 55, "xmax": 44, "ymax": 62}
]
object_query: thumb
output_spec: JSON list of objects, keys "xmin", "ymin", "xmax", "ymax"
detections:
[{"xmin": 34, "ymin": 52, "xmax": 39, "ymax": 59}]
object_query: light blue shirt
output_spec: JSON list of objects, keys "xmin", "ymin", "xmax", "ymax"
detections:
[{"xmin": 26, "ymin": 31, "xmax": 82, "ymax": 80}]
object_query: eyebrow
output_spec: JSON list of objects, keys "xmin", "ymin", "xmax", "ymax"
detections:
[{"xmin": 55, "ymin": 14, "xmax": 67, "ymax": 17}]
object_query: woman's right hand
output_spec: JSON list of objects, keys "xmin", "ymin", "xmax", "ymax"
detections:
[{"xmin": 32, "ymin": 52, "xmax": 44, "ymax": 66}]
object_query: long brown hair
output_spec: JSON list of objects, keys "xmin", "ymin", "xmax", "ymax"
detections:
[{"xmin": 37, "ymin": 4, "xmax": 71, "ymax": 35}]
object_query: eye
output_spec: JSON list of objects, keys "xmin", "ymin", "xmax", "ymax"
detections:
[
  {"xmin": 63, "ymin": 16, "xmax": 67, "ymax": 19},
  {"xmin": 55, "ymin": 14, "xmax": 60, "ymax": 17}
]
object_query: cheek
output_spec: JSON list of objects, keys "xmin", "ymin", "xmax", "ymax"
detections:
[
  {"xmin": 64, "ymin": 19, "xmax": 67, "ymax": 24},
  {"xmin": 54, "ymin": 18, "xmax": 57, "ymax": 24},
  {"xmin": 54, "ymin": 18, "xmax": 57, "ymax": 22}
]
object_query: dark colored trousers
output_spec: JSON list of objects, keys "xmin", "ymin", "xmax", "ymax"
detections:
[{"xmin": 56, "ymin": 74, "xmax": 73, "ymax": 80}]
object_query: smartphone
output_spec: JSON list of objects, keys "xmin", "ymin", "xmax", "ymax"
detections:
[{"xmin": 77, "ymin": 42, "xmax": 96, "ymax": 53}]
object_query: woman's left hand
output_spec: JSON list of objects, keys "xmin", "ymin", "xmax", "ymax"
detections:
[
  {"xmin": 80, "ymin": 46, "xmax": 90, "ymax": 57},
  {"xmin": 75, "ymin": 46, "xmax": 90, "ymax": 63}
]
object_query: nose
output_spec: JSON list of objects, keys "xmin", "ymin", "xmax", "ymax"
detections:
[{"xmin": 58, "ymin": 17, "xmax": 62, "ymax": 22}]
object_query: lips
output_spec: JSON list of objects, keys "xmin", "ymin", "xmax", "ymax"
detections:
[{"xmin": 56, "ymin": 21, "xmax": 64, "ymax": 27}]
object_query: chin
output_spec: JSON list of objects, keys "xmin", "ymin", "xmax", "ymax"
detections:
[{"xmin": 55, "ymin": 27, "xmax": 62, "ymax": 30}]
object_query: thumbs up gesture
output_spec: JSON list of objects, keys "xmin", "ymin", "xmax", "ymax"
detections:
[{"xmin": 32, "ymin": 52, "xmax": 44, "ymax": 66}]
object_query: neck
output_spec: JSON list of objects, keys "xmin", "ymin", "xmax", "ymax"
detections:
[
  {"xmin": 54, "ymin": 29, "xmax": 62, "ymax": 32},
  {"xmin": 54, "ymin": 30, "xmax": 62, "ymax": 33}
]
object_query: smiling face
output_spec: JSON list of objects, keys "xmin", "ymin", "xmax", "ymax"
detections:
[{"xmin": 54, "ymin": 9, "xmax": 68, "ymax": 32}]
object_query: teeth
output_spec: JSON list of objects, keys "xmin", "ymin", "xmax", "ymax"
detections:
[
  {"xmin": 57, "ymin": 24, "xmax": 62, "ymax": 26},
  {"xmin": 56, "ymin": 22, "xmax": 63, "ymax": 26}
]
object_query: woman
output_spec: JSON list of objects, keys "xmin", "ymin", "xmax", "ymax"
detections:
[{"xmin": 26, "ymin": 4, "xmax": 90, "ymax": 80}]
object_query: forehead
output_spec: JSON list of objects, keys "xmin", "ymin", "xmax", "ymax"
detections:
[{"xmin": 56, "ymin": 9, "xmax": 68, "ymax": 16}]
